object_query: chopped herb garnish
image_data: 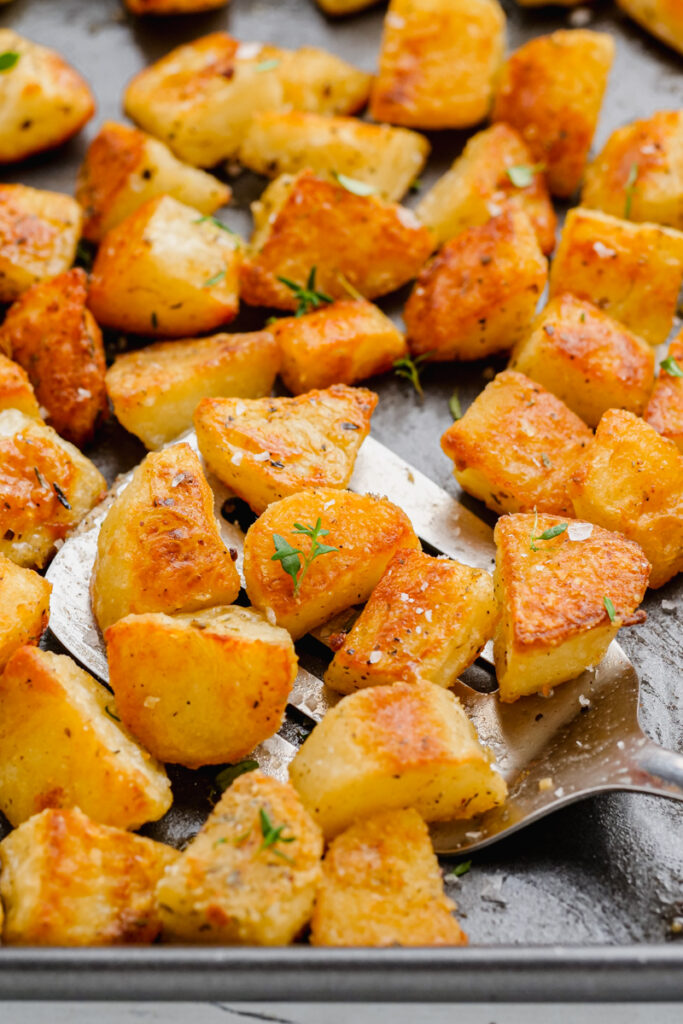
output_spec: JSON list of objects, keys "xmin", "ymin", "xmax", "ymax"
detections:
[
  {"xmin": 277, "ymin": 267, "xmax": 333, "ymax": 317},
  {"xmin": 75, "ymin": 239, "xmax": 95, "ymax": 272},
  {"xmin": 150, "ymin": 311, "xmax": 158, "ymax": 329},
  {"xmin": 105, "ymin": 704, "xmax": 121, "ymax": 722},
  {"xmin": 337, "ymin": 272, "xmax": 364, "ymax": 302},
  {"xmin": 215, "ymin": 759, "xmax": 258, "ymax": 792},
  {"xmin": 259, "ymin": 807, "xmax": 295, "ymax": 862},
  {"xmin": 253, "ymin": 58, "xmax": 280, "ymax": 72},
  {"xmin": 203, "ymin": 269, "xmax": 226, "ymax": 288},
  {"xmin": 214, "ymin": 837, "xmax": 228, "ymax": 846},
  {"xmin": 604, "ymin": 595, "xmax": 617, "ymax": 623},
  {"xmin": 0, "ymin": 52, "xmax": 20, "ymax": 73},
  {"xmin": 34, "ymin": 467, "xmax": 46, "ymax": 488},
  {"xmin": 265, "ymin": 315, "xmax": 281, "ymax": 327},
  {"xmin": 449, "ymin": 390, "xmax": 462, "ymax": 420},
  {"xmin": 410, "ymin": 178, "xmax": 423, "ymax": 193},
  {"xmin": 624, "ymin": 163, "xmax": 639, "ymax": 218},
  {"xmin": 661, "ymin": 355, "xmax": 683, "ymax": 378},
  {"xmin": 194, "ymin": 215, "xmax": 239, "ymax": 240},
  {"xmin": 530, "ymin": 514, "xmax": 568, "ymax": 552},
  {"xmin": 271, "ymin": 518, "xmax": 338, "ymax": 594},
  {"xmin": 541, "ymin": 453, "xmax": 552, "ymax": 469},
  {"xmin": 333, "ymin": 172, "xmax": 378, "ymax": 197},
  {"xmin": 506, "ymin": 163, "xmax": 545, "ymax": 188},
  {"xmin": 52, "ymin": 482, "xmax": 71, "ymax": 510},
  {"xmin": 451, "ymin": 859, "xmax": 472, "ymax": 877},
  {"xmin": 393, "ymin": 352, "xmax": 433, "ymax": 400},
  {"xmin": 579, "ymin": 312, "xmax": 586, "ymax": 323}
]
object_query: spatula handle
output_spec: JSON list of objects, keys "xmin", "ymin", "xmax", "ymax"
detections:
[{"xmin": 633, "ymin": 741, "xmax": 683, "ymax": 800}]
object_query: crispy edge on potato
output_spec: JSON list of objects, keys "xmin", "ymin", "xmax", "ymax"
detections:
[
  {"xmin": 0, "ymin": 352, "xmax": 41, "ymax": 419},
  {"xmin": 644, "ymin": 332, "xmax": 683, "ymax": 452},
  {"xmin": 617, "ymin": 0, "xmax": 683, "ymax": 57},
  {"xmin": 0, "ymin": 554, "xmax": 50, "ymax": 673}
]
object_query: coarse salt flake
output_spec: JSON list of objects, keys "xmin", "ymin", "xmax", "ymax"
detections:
[
  {"xmin": 578, "ymin": 694, "xmax": 591, "ymax": 708},
  {"xmin": 252, "ymin": 451, "xmax": 270, "ymax": 462},
  {"xmin": 231, "ymin": 451, "xmax": 243, "ymax": 466},
  {"xmin": 264, "ymin": 607, "xmax": 276, "ymax": 626},
  {"xmin": 236, "ymin": 41, "xmax": 262, "ymax": 59},
  {"xmin": 386, "ymin": 12, "xmax": 405, "ymax": 27},
  {"xmin": 593, "ymin": 241, "xmax": 616, "ymax": 259},
  {"xmin": 617, "ymin": 740, "xmax": 625, "ymax": 750},
  {"xmin": 76, "ymin": 388, "xmax": 91, "ymax": 400},
  {"xmin": 568, "ymin": 6, "xmax": 592, "ymax": 26},
  {"xmin": 144, "ymin": 696, "xmax": 161, "ymax": 709},
  {"xmin": 323, "ymin": 500, "xmax": 335, "ymax": 510},
  {"xmin": 554, "ymin": 786, "xmax": 565, "ymax": 798},
  {"xmin": 171, "ymin": 473, "xmax": 186, "ymax": 488},
  {"xmin": 234, "ymin": 402, "xmax": 246, "ymax": 416},
  {"xmin": 424, "ymin": 609, "xmax": 433, "ymax": 622},
  {"xmin": 368, "ymin": 650, "xmax": 382, "ymax": 664},
  {"xmin": 568, "ymin": 522, "xmax": 593, "ymax": 542},
  {"xmin": 400, "ymin": 593, "xmax": 410, "ymax": 602}
]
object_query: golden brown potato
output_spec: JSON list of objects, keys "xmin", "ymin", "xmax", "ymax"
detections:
[
  {"xmin": 0, "ymin": 807, "xmax": 178, "ymax": 946},
  {"xmin": 92, "ymin": 443, "xmax": 240, "ymax": 632},
  {"xmin": 617, "ymin": 0, "xmax": 683, "ymax": 56},
  {"xmin": 157, "ymin": 770, "xmax": 322, "ymax": 945},
  {"xmin": 416, "ymin": 123, "xmax": 557, "ymax": 254},
  {"xmin": 311, "ymin": 809, "xmax": 467, "ymax": 947},
  {"xmin": 569, "ymin": 409, "xmax": 683, "ymax": 588},
  {"xmin": 125, "ymin": 0, "xmax": 227, "ymax": 12},
  {"xmin": 0, "ymin": 554, "xmax": 50, "ymax": 673},
  {"xmin": 492, "ymin": 30, "xmax": 614, "ymax": 198},
  {"xmin": 404, "ymin": 208, "xmax": 547, "ymax": 362},
  {"xmin": 0, "ymin": 268, "xmax": 107, "ymax": 446},
  {"xmin": 77, "ymin": 121, "xmax": 231, "ymax": 243},
  {"xmin": 194, "ymin": 385, "xmax": 377, "ymax": 514},
  {"xmin": 493, "ymin": 512, "xmax": 649, "ymax": 702},
  {"xmin": 325, "ymin": 548, "xmax": 496, "ymax": 694},
  {"xmin": 441, "ymin": 370, "xmax": 592, "ymax": 517},
  {"xmin": 241, "ymin": 171, "xmax": 434, "ymax": 310},
  {"xmin": 0, "ymin": 353, "xmax": 41, "ymax": 419},
  {"xmin": 290, "ymin": 681, "xmax": 507, "ymax": 839},
  {"xmin": 243, "ymin": 488, "xmax": 420, "ymax": 639},
  {"xmin": 369, "ymin": 0, "xmax": 505, "ymax": 129},
  {"xmin": 509, "ymin": 293, "xmax": 655, "ymax": 427},
  {"xmin": 0, "ymin": 30, "xmax": 94, "ymax": 164},
  {"xmin": 274, "ymin": 45, "xmax": 371, "ymax": 116},
  {"xmin": 88, "ymin": 195, "xmax": 241, "ymax": 338},
  {"xmin": 106, "ymin": 329, "xmax": 279, "ymax": 451},
  {"xmin": 0, "ymin": 184, "xmax": 82, "ymax": 303},
  {"xmin": 0, "ymin": 409, "xmax": 105, "ymax": 569},
  {"xmin": 644, "ymin": 333, "xmax": 683, "ymax": 452},
  {"xmin": 274, "ymin": 299, "xmax": 407, "ymax": 395},
  {"xmin": 0, "ymin": 647, "xmax": 172, "ymax": 829}
]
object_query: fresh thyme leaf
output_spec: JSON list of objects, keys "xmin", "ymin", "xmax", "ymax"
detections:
[
  {"xmin": 393, "ymin": 352, "xmax": 432, "ymax": 400},
  {"xmin": 336, "ymin": 272, "xmax": 364, "ymax": 302},
  {"xmin": 604, "ymin": 595, "xmax": 617, "ymax": 623},
  {"xmin": 194, "ymin": 215, "xmax": 239, "ymax": 239},
  {"xmin": 0, "ymin": 52, "xmax": 20, "ymax": 73},
  {"xmin": 624, "ymin": 163, "xmax": 639, "ymax": 218},
  {"xmin": 258, "ymin": 808, "xmax": 295, "ymax": 863},
  {"xmin": 661, "ymin": 355, "xmax": 683, "ymax": 378},
  {"xmin": 75, "ymin": 239, "xmax": 95, "ymax": 272},
  {"xmin": 451, "ymin": 859, "xmax": 472, "ymax": 877},
  {"xmin": 253, "ymin": 58, "xmax": 280, "ymax": 72},
  {"xmin": 52, "ymin": 482, "xmax": 71, "ymax": 510},
  {"xmin": 215, "ymin": 759, "xmax": 258, "ymax": 792},
  {"xmin": 34, "ymin": 467, "xmax": 46, "ymax": 488},
  {"xmin": 277, "ymin": 267, "xmax": 333, "ymax": 317},
  {"xmin": 449, "ymin": 390, "xmax": 462, "ymax": 420},
  {"xmin": 333, "ymin": 172, "xmax": 378, "ymax": 197},
  {"xmin": 203, "ymin": 269, "xmax": 226, "ymax": 288},
  {"xmin": 541, "ymin": 453, "xmax": 552, "ymax": 469},
  {"xmin": 271, "ymin": 520, "xmax": 338, "ymax": 593},
  {"xmin": 410, "ymin": 178, "xmax": 423, "ymax": 193},
  {"xmin": 265, "ymin": 315, "xmax": 281, "ymax": 327},
  {"xmin": 506, "ymin": 163, "xmax": 545, "ymax": 188},
  {"xmin": 538, "ymin": 522, "xmax": 568, "ymax": 541},
  {"xmin": 105, "ymin": 704, "xmax": 121, "ymax": 722}
]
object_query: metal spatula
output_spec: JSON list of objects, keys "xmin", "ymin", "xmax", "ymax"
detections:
[{"xmin": 45, "ymin": 432, "xmax": 683, "ymax": 854}]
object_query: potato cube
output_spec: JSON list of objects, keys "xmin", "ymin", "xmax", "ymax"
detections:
[
  {"xmin": 274, "ymin": 46, "xmax": 372, "ymax": 116},
  {"xmin": 404, "ymin": 208, "xmax": 547, "ymax": 362},
  {"xmin": 0, "ymin": 554, "xmax": 50, "ymax": 673},
  {"xmin": 0, "ymin": 30, "xmax": 94, "ymax": 163},
  {"xmin": 157, "ymin": 770, "xmax": 322, "ymax": 945},
  {"xmin": 290, "ymin": 681, "xmax": 507, "ymax": 839},
  {"xmin": 88, "ymin": 195, "xmax": 241, "ymax": 338},
  {"xmin": 0, "ymin": 409, "xmax": 105, "ymax": 569},
  {"xmin": 0, "ymin": 184, "xmax": 82, "ymax": 303},
  {"xmin": 509, "ymin": 293, "xmax": 655, "ymax": 427},
  {"xmin": 243, "ymin": 488, "xmax": 420, "ymax": 639},
  {"xmin": 617, "ymin": 0, "xmax": 683, "ymax": 56},
  {"xmin": 492, "ymin": 30, "xmax": 614, "ymax": 198},
  {"xmin": 240, "ymin": 170, "xmax": 434, "ymax": 310},
  {"xmin": 0, "ymin": 353, "xmax": 40, "ymax": 419},
  {"xmin": 369, "ymin": 0, "xmax": 505, "ymax": 129},
  {"xmin": 549, "ymin": 207, "xmax": 683, "ymax": 346},
  {"xmin": 311, "ymin": 809, "xmax": 467, "ymax": 947},
  {"xmin": 92, "ymin": 443, "xmax": 240, "ymax": 632},
  {"xmin": 644, "ymin": 333, "xmax": 683, "ymax": 453},
  {"xmin": 194, "ymin": 384, "xmax": 377, "ymax": 514},
  {"xmin": 125, "ymin": 0, "xmax": 227, "ymax": 12},
  {"xmin": 77, "ymin": 121, "xmax": 231, "ymax": 243},
  {"xmin": 325, "ymin": 548, "xmax": 496, "ymax": 694},
  {"xmin": 106, "ymin": 329, "xmax": 279, "ymax": 451},
  {"xmin": 274, "ymin": 299, "xmax": 407, "ymax": 395},
  {"xmin": 0, "ymin": 807, "xmax": 178, "ymax": 946},
  {"xmin": 569, "ymin": 409, "xmax": 683, "ymax": 588},
  {"xmin": 0, "ymin": 647, "xmax": 172, "ymax": 829}
]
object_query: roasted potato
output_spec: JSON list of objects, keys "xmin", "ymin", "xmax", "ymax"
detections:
[
  {"xmin": 325, "ymin": 548, "xmax": 496, "ymax": 694},
  {"xmin": 125, "ymin": 0, "xmax": 227, "ymax": 12},
  {"xmin": 369, "ymin": 0, "xmax": 506, "ymax": 129},
  {"xmin": 569, "ymin": 409, "xmax": 683, "ymax": 588},
  {"xmin": 0, "ymin": 353, "xmax": 41, "ymax": 419},
  {"xmin": 243, "ymin": 487, "xmax": 420, "ymax": 639},
  {"xmin": 194, "ymin": 384, "xmax": 377, "ymax": 514},
  {"xmin": 77, "ymin": 121, "xmax": 231, "ymax": 243},
  {"xmin": 0, "ymin": 554, "xmax": 50, "ymax": 673},
  {"xmin": 0, "ymin": 807, "xmax": 178, "ymax": 946},
  {"xmin": 241, "ymin": 171, "xmax": 434, "ymax": 310},
  {"xmin": 617, "ymin": 0, "xmax": 683, "ymax": 56},
  {"xmin": 106, "ymin": 329, "xmax": 279, "ymax": 451},
  {"xmin": 0, "ymin": 184, "xmax": 82, "ymax": 303},
  {"xmin": 0, "ymin": 30, "xmax": 94, "ymax": 164},
  {"xmin": 0, "ymin": 647, "xmax": 172, "ymax": 829},
  {"xmin": 404, "ymin": 208, "xmax": 547, "ymax": 362},
  {"xmin": 289, "ymin": 681, "xmax": 507, "ymax": 839},
  {"xmin": 88, "ymin": 195, "xmax": 241, "ymax": 338},
  {"xmin": 157, "ymin": 770, "xmax": 323, "ymax": 945},
  {"xmin": 274, "ymin": 46, "xmax": 371, "ymax": 116},
  {"xmin": 0, "ymin": 409, "xmax": 105, "ymax": 569},
  {"xmin": 311, "ymin": 809, "xmax": 467, "ymax": 947},
  {"xmin": 549, "ymin": 207, "xmax": 683, "ymax": 346},
  {"xmin": 644, "ymin": 333, "xmax": 683, "ymax": 452},
  {"xmin": 509, "ymin": 293, "xmax": 655, "ymax": 427},
  {"xmin": 492, "ymin": 30, "xmax": 614, "ymax": 198}
]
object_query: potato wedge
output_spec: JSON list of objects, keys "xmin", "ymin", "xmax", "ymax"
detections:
[
  {"xmin": 644, "ymin": 333, "xmax": 683, "ymax": 452},
  {"xmin": 617, "ymin": 0, "xmax": 683, "ymax": 56},
  {"xmin": 0, "ymin": 554, "xmax": 50, "ymax": 673},
  {"xmin": 0, "ymin": 353, "xmax": 40, "ymax": 419},
  {"xmin": 125, "ymin": 0, "xmax": 227, "ymax": 12}
]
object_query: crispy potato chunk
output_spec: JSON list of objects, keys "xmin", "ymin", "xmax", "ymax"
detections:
[
  {"xmin": 617, "ymin": 0, "xmax": 683, "ymax": 56},
  {"xmin": 549, "ymin": 207, "xmax": 683, "ymax": 346},
  {"xmin": 0, "ymin": 807, "xmax": 178, "ymax": 946},
  {"xmin": 493, "ymin": 513, "xmax": 650, "ymax": 702},
  {"xmin": 0, "ymin": 554, "xmax": 50, "ymax": 673},
  {"xmin": 441, "ymin": 370, "xmax": 591, "ymax": 517},
  {"xmin": 106, "ymin": 330, "xmax": 279, "ymax": 451},
  {"xmin": 0, "ymin": 185, "xmax": 82, "ymax": 303},
  {"xmin": 0, "ymin": 269, "xmax": 107, "ymax": 446},
  {"xmin": 274, "ymin": 299, "xmax": 407, "ymax": 395},
  {"xmin": 404, "ymin": 208, "xmax": 547, "ymax": 362},
  {"xmin": 92, "ymin": 443, "xmax": 240, "ymax": 632},
  {"xmin": 106, "ymin": 606, "xmax": 296, "ymax": 768},
  {"xmin": 369, "ymin": 0, "xmax": 505, "ymax": 129},
  {"xmin": 241, "ymin": 171, "xmax": 434, "ymax": 310},
  {"xmin": 325, "ymin": 548, "xmax": 496, "ymax": 694},
  {"xmin": 0, "ymin": 30, "xmax": 94, "ymax": 163},
  {"xmin": 290, "ymin": 681, "xmax": 507, "ymax": 839},
  {"xmin": 0, "ymin": 647, "xmax": 172, "ymax": 829},
  {"xmin": 243, "ymin": 488, "xmax": 420, "ymax": 639},
  {"xmin": 416, "ymin": 123, "xmax": 557, "ymax": 254},
  {"xmin": 77, "ymin": 121, "xmax": 231, "ymax": 243},
  {"xmin": 239, "ymin": 112, "xmax": 429, "ymax": 203},
  {"xmin": 157, "ymin": 771, "xmax": 322, "ymax": 945},
  {"xmin": 194, "ymin": 385, "xmax": 377, "ymax": 514},
  {"xmin": 0, "ymin": 409, "xmax": 105, "ymax": 569},
  {"xmin": 0, "ymin": 353, "xmax": 40, "ymax": 419},
  {"xmin": 311, "ymin": 809, "xmax": 467, "ymax": 947},
  {"xmin": 569, "ymin": 409, "xmax": 683, "ymax": 588},
  {"xmin": 510, "ymin": 293, "xmax": 655, "ymax": 427},
  {"xmin": 492, "ymin": 30, "xmax": 614, "ymax": 198},
  {"xmin": 125, "ymin": 0, "xmax": 227, "ymax": 12},
  {"xmin": 88, "ymin": 195, "xmax": 241, "ymax": 338},
  {"xmin": 644, "ymin": 333, "xmax": 683, "ymax": 452}
]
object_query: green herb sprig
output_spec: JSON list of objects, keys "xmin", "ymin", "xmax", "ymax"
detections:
[
  {"xmin": 604, "ymin": 595, "xmax": 617, "ymax": 623},
  {"xmin": 259, "ymin": 808, "xmax": 296, "ymax": 863},
  {"xmin": 393, "ymin": 352, "xmax": 433, "ymax": 400},
  {"xmin": 451, "ymin": 859, "xmax": 472, "ymax": 878},
  {"xmin": 529, "ymin": 512, "xmax": 568, "ymax": 552},
  {"xmin": 661, "ymin": 355, "xmax": 683, "ymax": 378},
  {"xmin": 277, "ymin": 267, "xmax": 333, "ymax": 317},
  {"xmin": 0, "ymin": 52, "xmax": 20, "ymax": 73},
  {"xmin": 333, "ymin": 172, "xmax": 377, "ymax": 197},
  {"xmin": 449, "ymin": 390, "xmax": 462, "ymax": 420},
  {"xmin": 194, "ymin": 215, "xmax": 240, "ymax": 242},
  {"xmin": 215, "ymin": 759, "xmax": 258, "ymax": 792},
  {"xmin": 624, "ymin": 163, "xmax": 639, "ymax": 218},
  {"xmin": 203, "ymin": 269, "xmax": 226, "ymax": 288},
  {"xmin": 271, "ymin": 519, "xmax": 338, "ymax": 593},
  {"xmin": 253, "ymin": 58, "xmax": 280, "ymax": 73},
  {"xmin": 506, "ymin": 163, "xmax": 545, "ymax": 188}
]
